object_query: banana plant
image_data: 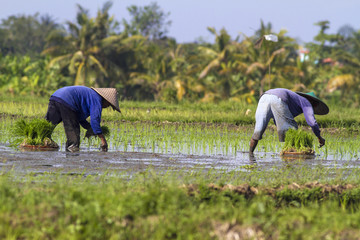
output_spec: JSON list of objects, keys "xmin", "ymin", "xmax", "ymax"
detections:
[{"xmin": 197, "ymin": 27, "xmax": 248, "ymax": 101}]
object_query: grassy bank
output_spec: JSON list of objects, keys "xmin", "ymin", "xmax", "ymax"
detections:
[
  {"xmin": 1, "ymin": 96, "xmax": 360, "ymax": 128},
  {"xmin": 1, "ymin": 168, "xmax": 360, "ymax": 239}
]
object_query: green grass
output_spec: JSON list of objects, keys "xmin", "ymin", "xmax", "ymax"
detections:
[
  {"xmin": 1, "ymin": 168, "xmax": 360, "ymax": 239},
  {"xmin": 2, "ymin": 96, "xmax": 360, "ymax": 128}
]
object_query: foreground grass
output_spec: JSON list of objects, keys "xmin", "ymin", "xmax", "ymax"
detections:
[{"xmin": 2, "ymin": 167, "xmax": 360, "ymax": 239}]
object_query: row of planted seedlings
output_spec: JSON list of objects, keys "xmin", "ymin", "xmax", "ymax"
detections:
[
  {"xmin": 254, "ymin": 127, "xmax": 360, "ymax": 161},
  {"xmin": 2, "ymin": 116, "xmax": 360, "ymax": 160},
  {"xmin": 321, "ymin": 131, "xmax": 360, "ymax": 160},
  {"xmin": 97, "ymin": 122, "xmax": 360, "ymax": 160},
  {"xmin": 107, "ymin": 122, "xmax": 254, "ymax": 156},
  {"xmin": 0, "ymin": 118, "xmax": 250, "ymax": 155}
]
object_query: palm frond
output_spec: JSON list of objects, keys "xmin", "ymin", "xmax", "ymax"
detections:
[{"xmin": 254, "ymin": 37, "xmax": 264, "ymax": 49}]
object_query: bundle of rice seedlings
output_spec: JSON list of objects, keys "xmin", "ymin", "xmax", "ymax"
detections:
[
  {"xmin": 100, "ymin": 125, "xmax": 110, "ymax": 137},
  {"xmin": 85, "ymin": 125, "xmax": 110, "ymax": 139},
  {"xmin": 11, "ymin": 118, "xmax": 58, "ymax": 148},
  {"xmin": 281, "ymin": 128, "xmax": 314, "ymax": 155}
]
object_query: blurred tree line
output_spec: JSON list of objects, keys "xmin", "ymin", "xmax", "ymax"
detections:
[{"xmin": 0, "ymin": 1, "xmax": 359, "ymax": 106}]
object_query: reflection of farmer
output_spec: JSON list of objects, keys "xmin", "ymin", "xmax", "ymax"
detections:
[
  {"xmin": 45, "ymin": 86, "xmax": 121, "ymax": 152},
  {"xmin": 250, "ymin": 88, "xmax": 329, "ymax": 154}
]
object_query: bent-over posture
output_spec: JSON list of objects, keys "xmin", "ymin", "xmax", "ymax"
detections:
[
  {"xmin": 45, "ymin": 86, "xmax": 120, "ymax": 152},
  {"xmin": 250, "ymin": 88, "xmax": 329, "ymax": 154}
]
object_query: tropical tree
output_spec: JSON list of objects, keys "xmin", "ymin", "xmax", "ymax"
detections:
[
  {"xmin": 305, "ymin": 21, "xmax": 357, "ymax": 101},
  {"xmin": 196, "ymin": 27, "xmax": 248, "ymax": 102},
  {"xmin": 125, "ymin": 39, "xmax": 172, "ymax": 101},
  {"xmin": 0, "ymin": 55, "xmax": 70, "ymax": 96},
  {"xmin": 43, "ymin": 1, "xmax": 120, "ymax": 86},
  {"xmin": 0, "ymin": 14, "xmax": 59, "ymax": 56},
  {"xmin": 244, "ymin": 21, "xmax": 300, "ymax": 97},
  {"xmin": 123, "ymin": 2, "xmax": 172, "ymax": 40},
  {"xmin": 325, "ymin": 29, "xmax": 360, "ymax": 105}
]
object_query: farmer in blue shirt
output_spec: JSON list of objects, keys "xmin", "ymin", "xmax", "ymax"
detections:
[
  {"xmin": 250, "ymin": 88, "xmax": 329, "ymax": 154},
  {"xmin": 45, "ymin": 86, "xmax": 121, "ymax": 152}
]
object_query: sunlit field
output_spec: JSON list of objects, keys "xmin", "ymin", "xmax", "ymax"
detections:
[
  {"xmin": 2, "ymin": 97, "xmax": 360, "ymax": 239},
  {"xmin": 1, "ymin": 96, "xmax": 360, "ymax": 158}
]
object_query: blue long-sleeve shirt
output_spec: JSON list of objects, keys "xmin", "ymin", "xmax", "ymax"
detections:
[
  {"xmin": 265, "ymin": 88, "xmax": 321, "ymax": 137},
  {"xmin": 50, "ymin": 86, "xmax": 103, "ymax": 134}
]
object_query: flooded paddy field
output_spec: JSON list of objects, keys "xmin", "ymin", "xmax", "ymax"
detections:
[
  {"xmin": 1, "ymin": 122, "xmax": 360, "ymax": 177},
  {"xmin": 3, "ymin": 119, "xmax": 360, "ymax": 239}
]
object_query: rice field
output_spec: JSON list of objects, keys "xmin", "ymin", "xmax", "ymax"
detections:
[
  {"xmin": 2, "ymin": 115, "xmax": 360, "ymax": 161},
  {"xmin": 2, "ymin": 97, "xmax": 360, "ymax": 239}
]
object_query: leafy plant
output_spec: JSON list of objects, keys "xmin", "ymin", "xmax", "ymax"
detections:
[
  {"xmin": 11, "ymin": 118, "xmax": 56, "ymax": 146},
  {"xmin": 281, "ymin": 128, "xmax": 314, "ymax": 154}
]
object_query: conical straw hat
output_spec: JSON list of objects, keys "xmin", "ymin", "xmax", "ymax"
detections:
[
  {"xmin": 91, "ymin": 88, "xmax": 121, "ymax": 113},
  {"xmin": 295, "ymin": 91, "xmax": 329, "ymax": 115}
]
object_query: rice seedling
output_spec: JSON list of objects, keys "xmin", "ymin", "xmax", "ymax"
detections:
[
  {"xmin": 11, "ymin": 118, "xmax": 58, "ymax": 148},
  {"xmin": 104, "ymin": 122, "xmax": 254, "ymax": 156},
  {"xmin": 281, "ymin": 129, "xmax": 314, "ymax": 155},
  {"xmin": 100, "ymin": 125, "xmax": 110, "ymax": 137},
  {"xmin": 1, "ymin": 96, "xmax": 360, "ymax": 159},
  {"xmin": 0, "ymin": 114, "xmax": 358, "ymax": 161}
]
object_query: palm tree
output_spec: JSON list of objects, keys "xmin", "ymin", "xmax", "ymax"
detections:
[
  {"xmin": 125, "ymin": 39, "xmax": 176, "ymax": 101},
  {"xmin": 43, "ymin": 2, "xmax": 118, "ymax": 87},
  {"xmin": 243, "ymin": 21, "xmax": 300, "ymax": 96},
  {"xmin": 197, "ymin": 27, "xmax": 247, "ymax": 101},
  {"xmin": 325, "ymin": 30, "xmax": 360, "ymax": 105}
]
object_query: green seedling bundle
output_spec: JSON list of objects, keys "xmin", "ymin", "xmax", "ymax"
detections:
[
  {"xmin": 11, "ymin": 118, "xmax": 58, "ymax": 149},
  {"xmin": 281, "ymin": 128, "xmax": 314, "ymax": 155}
]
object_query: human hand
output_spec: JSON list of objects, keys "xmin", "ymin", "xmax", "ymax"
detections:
[
  {"xmin": 98, "ymin": 134, "xmax": 108, "ymax": 152},
  {"xmin": 100, "ymin": 142, "xmax": 108, "ymax": 152},
  {"xmin": 318, "ymin": 136, "xmax": 325, "ymax": 148}
]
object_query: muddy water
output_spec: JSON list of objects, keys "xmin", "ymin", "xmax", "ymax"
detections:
[{"xmin": 1, "ymin": 143, "xmax": 360, "ymax": 177}]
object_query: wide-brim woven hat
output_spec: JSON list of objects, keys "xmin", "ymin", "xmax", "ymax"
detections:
[
  {"xmin": 295, "ymin": 92, "xmax": 329, "ymax": 115},
  {"xmin": 91, "ymin": 87, "xmax": 121, "ymax": 113}
]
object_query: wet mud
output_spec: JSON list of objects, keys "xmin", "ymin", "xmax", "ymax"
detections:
[{"xmin": 1, "ymin": 144, "xmax": 359, "ymax": 177}]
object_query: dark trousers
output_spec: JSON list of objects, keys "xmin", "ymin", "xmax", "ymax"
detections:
[{"xmin": 45, "ymin": 100, "xmax": 80, "ymax": 150}]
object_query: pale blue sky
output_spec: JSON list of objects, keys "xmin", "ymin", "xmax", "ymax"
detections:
[{"xmin": 1, "ymin": 0, "xmax": 359, "ymax": 43}]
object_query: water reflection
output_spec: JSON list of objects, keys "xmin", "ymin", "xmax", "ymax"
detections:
[
  {"xmin": 1, "ymin": 142, "xmax": 360, "ymax": 177},
  {"xmin": 248, "ymin": 153, "xmax": 257, "ymax": 164}
]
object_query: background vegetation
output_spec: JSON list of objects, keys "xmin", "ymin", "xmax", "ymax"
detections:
[{"xmin": 0, "ymin": 1, "xmax": 359, "ymax": 106}]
